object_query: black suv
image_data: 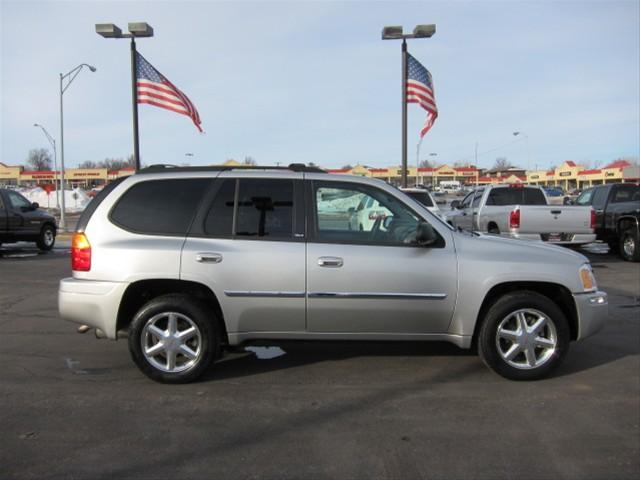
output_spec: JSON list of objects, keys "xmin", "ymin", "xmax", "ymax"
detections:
[
  {"xmin": 0, "ymin": 188, "xmax": 57, "ymax": 250},
  {"xmin": 573, "ymin": 183, "xmax": 640, "ymax": 261}
]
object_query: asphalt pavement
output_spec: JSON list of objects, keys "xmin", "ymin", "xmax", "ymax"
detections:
[{"xmin": 0, "ymin": 242, "xmax": 638, "ymax": 479}]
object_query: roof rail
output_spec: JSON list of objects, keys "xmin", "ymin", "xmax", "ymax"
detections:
[{"xmin": 138, "ymin": 163, "xmax": 325, "ymax": 174}]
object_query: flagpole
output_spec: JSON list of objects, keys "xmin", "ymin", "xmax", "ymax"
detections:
[
  {"xmin": 401, "ymin": 39, "xmax": 408, "ymax": 188},
  {"xmin": 130, "ymin": 36, "xmax": 141, "ymax": 171}
]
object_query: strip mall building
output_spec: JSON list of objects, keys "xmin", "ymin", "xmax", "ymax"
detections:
[{"xmin": 1, "ymin": 159, "xmax": 637, "ymax": 189}]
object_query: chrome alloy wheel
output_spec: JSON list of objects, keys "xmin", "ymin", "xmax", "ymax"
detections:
[
  {"xmin": 495, "ymin": 308, "xmax": 558, "ymax": 370},
  {"xmin": 43, "ymin": 229, "xmax": 54, "ymax": 246},
  {"xmin": 623, "ymin": 234, "xmax": 635, "ymax": 257},
  {"xmin": 141, "ymin": 312, "xmax": 202, "ymax": 373}
]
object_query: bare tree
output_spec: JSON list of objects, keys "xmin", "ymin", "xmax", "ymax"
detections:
[
  {"xmin": 98, "ymin": 156, "xmax": 136, "ymax": 171},
  {"xmin": 419, "ymin": 159, "xmax": 433, "ymax": 168},
  {"xmin": 78, "ymin": 160, "xmax": 98, "ymax": 169},
  {"xmin": 243, "ymin": 156, "xmax": 257, "ymax": 166},
  {"xmin": 341, "ymin": 164, "xmax": 353, "ymax": 170},
  {"xmin": 492, "ymin": 157, "xmax": 512, "ymax": 170},
  {"xmin": 26, "ymin": 148, "xmax": 52, "ymax": 171}
]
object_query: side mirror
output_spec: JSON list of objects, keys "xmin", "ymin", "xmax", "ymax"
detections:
[
  {"xmin": 563, "ymin": 197, "xmax": 573, "ymax": 205},
  {"xmin": 31, "ymin": 202, "xmax": 39, "ymax": 210},
  {"xmin": 415, "ymin": 221, "xmax": 437, "ymax": 246},
  {"xmin": 450, "ymin": 200, "xmax": 460, "ymax": 210},
  {"xmin": 347, "ymin": 207, "xmax": 355, "ymax": 214}
]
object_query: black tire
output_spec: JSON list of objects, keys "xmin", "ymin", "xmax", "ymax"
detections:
[
  {"xmin": 478, "ymin": 291, "xmax": 570, "ymax": 381},
  {"xmin": 488, "ymin": 224, "xmax": 500, "ymax": 234},
  {"xmin": 36, "ymin": 224, "xmax": 56, "ymax": 251},
  {"xmin": 128, "ymin": 294, "xmax": 220, "ymax": 383},
  {"xmin": 619, "ymin": 227, "xmax": 640, "ymax": 262}
]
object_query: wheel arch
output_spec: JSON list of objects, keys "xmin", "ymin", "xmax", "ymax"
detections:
[
  {"xmin": 617, "ymin": 215, "xmax": 639, "ymax": 235},
  {"xmin": 116, "ymin": 279, "xmax": 228, "ymax": 346},
  {"xmin": 472, "ymin": 281, "xmax": 578, "ymax": 345}
]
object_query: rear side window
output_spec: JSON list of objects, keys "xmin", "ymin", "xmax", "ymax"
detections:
[
  {"xmin": 486, "ymin": 188, "xmax": 546, "ymax": 206},
  {"xmin": 203, "ymin": 178, "xmax": 295, "ymax": 239},
  {"xmin": 612, "ymin": 184, "xmax": 640, "ymax": 203},
  {"xmin": 236, "ymin": 179, "xmax": 294, "ymax": 238},
  {"xmin": 111, "ymin": 179, "xmax": 210, "ymax": 235}
]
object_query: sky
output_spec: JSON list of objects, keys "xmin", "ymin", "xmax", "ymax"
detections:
[{"xmin": 1, "ymin": 0, "xmax": 639, "ymax": 171}]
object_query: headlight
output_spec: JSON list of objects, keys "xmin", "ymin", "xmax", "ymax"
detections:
[{"xmin": 579, "ymin": 263, "xmax": 597, "ymax": 292}]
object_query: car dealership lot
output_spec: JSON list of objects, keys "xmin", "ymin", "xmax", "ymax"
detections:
[{"xmin": 1, "ymin": 243, "xmax": 638, "ymax": 479}]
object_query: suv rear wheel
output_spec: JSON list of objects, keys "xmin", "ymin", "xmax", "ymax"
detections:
[
  {"xmin": 128, "ymin": 294, "xmax": 220, "ymax": 383},
  {"xmin": 478, "ymin": 291, "xmax": 570, "ymax": 380}
]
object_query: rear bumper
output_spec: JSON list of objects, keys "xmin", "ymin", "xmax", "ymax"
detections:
[
  {"xmin": 58, "ymin": 278, "xmax": 128, "ymax": 339},
  {"xmin": 504, "ymin": 232, "xmax": 596, "ymax": 245},
  {"xmin": 573, "ymin": 291, "xmax": 608, "ymax": 340}
]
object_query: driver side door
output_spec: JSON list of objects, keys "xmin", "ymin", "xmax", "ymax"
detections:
[
  {"xmin": 306, "ymin": 180, "xmax": 457, "ymax": 334},
  {"xmin": 4, "ymin": 190, "xmax": 38, "ymax": 236}
]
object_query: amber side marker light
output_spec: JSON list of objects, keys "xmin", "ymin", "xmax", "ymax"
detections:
[{"xmin": 71, "ymin": 232, "xmax": 91, "ymax": 271}]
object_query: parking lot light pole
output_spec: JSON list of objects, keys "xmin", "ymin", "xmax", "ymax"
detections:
[
  {"xmin": 33, "ymin": 123, "xmax": 59, "ymax": 209},
  {"xmin": 95, "ymin": 22, "xmax": 154, "ymax": 172},
  {"xmin": 513, "ymin": 131, "xmax": 531, "ymax": 180},
  {"xmin": 60, "ymin": 63, "xmax": 96, "ymax": 231},
  {"xmin": 382, "ymin": 24, "xmax": 436, "ymax": 188}
]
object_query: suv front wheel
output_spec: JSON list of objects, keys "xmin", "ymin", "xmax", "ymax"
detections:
[
  {"xmin": 478, "ymin": 291, "xmax": 570, "ymax": 380},
  {"xmin": 128, "ymin": 294, "xmax": 220, "ymax": 383}
]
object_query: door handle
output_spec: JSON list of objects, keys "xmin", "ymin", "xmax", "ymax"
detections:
[
  {"xmin": 196, "ymin": 252, "xmax": 223, "ymax": 263},
  {"xmin": 318, "ymin": 256, "xmax": 343, "ymax": 268}
]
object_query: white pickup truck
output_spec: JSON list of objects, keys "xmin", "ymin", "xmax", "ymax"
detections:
[{"xmin": 445, "ymin": 185, "xmax": 596, "ymax": 245}]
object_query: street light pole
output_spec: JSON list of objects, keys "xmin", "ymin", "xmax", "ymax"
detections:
[
  {"xmin": 59, "ymin": 63, "xmax": 96, "ymax": 231},
  {"xmin": 382, "ymin": 24, "xmax": 436, "ymax": 188},
  {"xmin": 96, "ymin": 23, "xmax": 154, "ymax": 172},
  {"xmin": 33, "ymin": 123, "xmax": 59, "ymax": 209}
]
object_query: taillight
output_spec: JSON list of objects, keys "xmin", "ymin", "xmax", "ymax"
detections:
[
  {"xmin": 71, "ymin": 232, "xmax": 91, "ymax": 271},
  {"xmin": 509, "ymin": 208, "xmax": 521, "ymax": 229},
  {"xmin": 590, "ymin": 208, "xmax": 596, "ymax": 229}
]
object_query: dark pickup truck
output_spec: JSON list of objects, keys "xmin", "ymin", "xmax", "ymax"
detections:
[
  {"xmin": 572, "ymin": 183, "xmax": 640, "ymax": 261},
  {"xmin": 0, "ymin": 188, "xmax": 57, "ymax": 250}
]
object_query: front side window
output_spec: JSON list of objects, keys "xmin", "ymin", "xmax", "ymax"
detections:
[
  {"xmin": 472, "ymin": 190, "xmax": 484, "ymax": 208},
  {"xmin": 110, "ymin": 179, "xmax": 210, "ymax": 235},
  {"xmin": 314, "ymin": 182, "xmax": 427, "ymax": 245},
  {"xmin": 460, "ymin": 192, "xmax": 474, "ymax": 209},
  {"xmin": 404, "ymin": 191, "xmax": 434, "ymax": 207},
  {"xmin": 7, "ymin": 191, "xmax": 31, "ymax": 210},
  {"xmin": 591, "ymin": 187, "xmax": 609, "ymax": 210}
]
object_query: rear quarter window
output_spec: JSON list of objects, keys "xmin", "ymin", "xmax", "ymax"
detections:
[{"xmin": 110, "ymin": 178, "xmax": 211, "ymax": 235}]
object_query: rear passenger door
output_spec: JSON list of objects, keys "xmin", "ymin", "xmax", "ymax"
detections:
[{"xmin": 181, "ymin": 173, "xmax": 306, "ymax": 336}]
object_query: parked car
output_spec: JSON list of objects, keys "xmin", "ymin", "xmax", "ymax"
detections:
[
  {"xmin": 349, "ymin": 195, "xmax": 392, "ymax": 231},
  {"xmin": 445, "ymin": 184, "xmax": 596, "ymax": 245},
  {"xmin": 542, "ymin": 187, "xmax": 566, "ymax": 205},
  {"xmin": 59, "ymin": 164, "xmax": 607, "ymax": 383},
  {"xmin": 0, "ymin": 188, "xmax": 57, "ymax": 250},
  {"xmin": 570, "ymin": 183, "xmax": 640, "ymax": 261},
  {"xmin": 399, "ymin": 187, "xmax": 442, "ymax": 218}
]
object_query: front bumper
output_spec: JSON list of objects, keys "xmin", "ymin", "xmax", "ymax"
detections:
[
  {"xmin": 573, "ymin": 290, "xmax": 608, "ymax": 340},
  {"xmin": 58, "ymin": 278, "xmax": 128, "ymax": 339}
]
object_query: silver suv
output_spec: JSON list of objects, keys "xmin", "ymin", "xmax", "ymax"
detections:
[{"xmin": 59, "ymin": 164, "xmax": 608, "ymax": 383}]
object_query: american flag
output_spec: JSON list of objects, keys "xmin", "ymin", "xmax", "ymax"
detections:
[
  {"xmin": 136, "ymin": 52, "xmax": 203, "ymax": 132},
  {"xmin": 406, "ymin": 53, "xmax": 438, "ymax": 137}
]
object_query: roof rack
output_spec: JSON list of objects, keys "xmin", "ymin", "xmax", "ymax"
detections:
[{"xmin": 138, "ymin": 163, "xmax": 325, "ymax": 174}]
